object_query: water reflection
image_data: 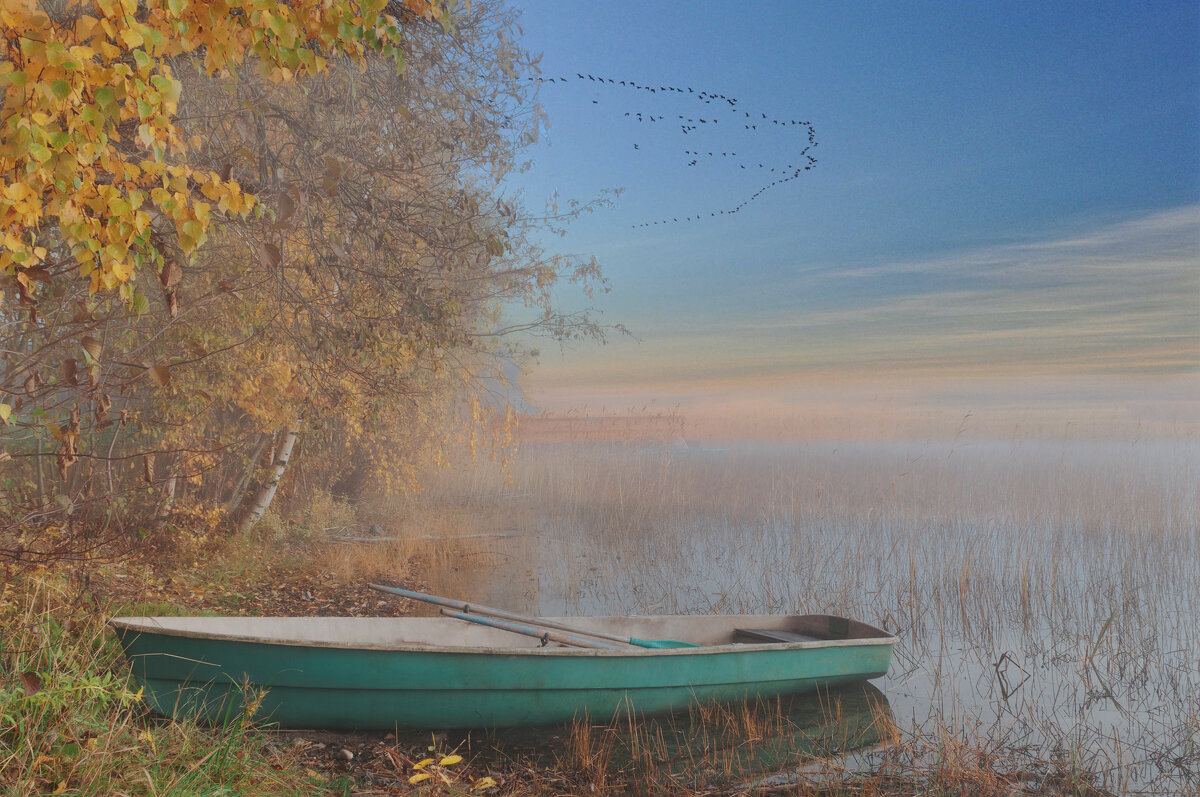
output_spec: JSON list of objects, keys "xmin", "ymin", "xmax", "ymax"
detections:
[{"xmin": 409, "ymin": 439, "xmax": 1200, "ymax": 792}]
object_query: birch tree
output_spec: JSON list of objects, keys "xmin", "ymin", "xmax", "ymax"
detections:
[{"xmin": 1, "ymin": 1, "xmax": 611, "ymax": 558}]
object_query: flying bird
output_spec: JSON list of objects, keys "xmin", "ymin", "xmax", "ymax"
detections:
[{"xmin": 527, "ymin": 67, "xmax": 818, "ymax": 227}]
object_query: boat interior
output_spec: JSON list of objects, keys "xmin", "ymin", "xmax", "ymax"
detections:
[{"xmin": 111, "ymin": 614, "xmax": 896, "ymax": 651}]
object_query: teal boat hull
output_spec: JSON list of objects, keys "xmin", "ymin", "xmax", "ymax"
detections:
[{"xmin": 110, "ymin": 614, "xmax": 896, "ymax": 729}]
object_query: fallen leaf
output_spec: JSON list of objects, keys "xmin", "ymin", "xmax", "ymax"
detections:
[
  {"xmin": 158, "ymin": 259, "xmax": 182, "ymax": 288},
  {"xmin": 19, "ymin": 672, "xmax": 42, "ymax": 696},
  {"xmin": 24, "ymin": 267, "xmax": 52, "ymax": 284},
  {"xmin": 148, "ymin": 365, "xmax": 171, "ymax": 387},
  {"xmin": 61, "ymin": 358, "xmax": 79, "ymax": 385},
  {"xmin": 81, "ymin": 336, "xmax": 102, "ymax": 362},
  {"xmin": 276, "ymin": 189, "xmax": 296, "ymax": 226},
  {"xmin": 95, "ymin": 393, "xmax": 112, "ymax": 422},
  {"xmin": 258, "ymin": 243, "xmax": 282, "ymax": 268}
]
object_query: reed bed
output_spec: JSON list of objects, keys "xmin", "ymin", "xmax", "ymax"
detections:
[{"xmin": 405, "ymin": 437, "xmax": 1200, "ymax": 794}]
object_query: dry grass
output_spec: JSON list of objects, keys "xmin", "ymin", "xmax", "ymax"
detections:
[
  {"xmin": 4, "ymin": 434, "xmax": 1193, "ymax": 794},
  {"xmin": 400, "ymin": 435, "xmax": 1200, "ymax": 794},
  {"xmin": 402, "ymin": 687, "xmax": 1118, "ymax": 796}
]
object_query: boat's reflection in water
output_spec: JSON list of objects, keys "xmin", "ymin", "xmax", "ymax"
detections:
[{"xmin": 411, "ymin": 682, "xmax": 893, "ymax": 786}]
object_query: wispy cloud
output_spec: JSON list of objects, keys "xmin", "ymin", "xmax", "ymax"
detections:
[{"xmin": 537, "ymin": 205, "xmax": 1199, "ymax": 388}]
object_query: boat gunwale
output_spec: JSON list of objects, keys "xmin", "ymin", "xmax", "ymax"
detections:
[{"xmin": 108, "ymin": 615, "xmax": 899, "ymax": 657}]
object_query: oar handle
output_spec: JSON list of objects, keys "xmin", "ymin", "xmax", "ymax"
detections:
[
  {"xmin": 369, "ymin": 584, "xmax": 635, "ymax": 646},
  {"xmin": 439, "ymin": 609, "xmax": 625, "ymax": 650}
]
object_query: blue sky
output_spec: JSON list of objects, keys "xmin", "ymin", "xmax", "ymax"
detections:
[{"xmin": 500, "ymin": 1, "xmax": 1199, "ymax": 433}]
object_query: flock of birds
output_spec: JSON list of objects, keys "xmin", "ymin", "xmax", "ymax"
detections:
[{"xmin": 524, "ymin": 72, "xmax": 819, "ymax": 228}]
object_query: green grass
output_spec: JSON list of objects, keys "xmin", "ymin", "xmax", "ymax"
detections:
[{"xmin": 0, "ymin": 574, "xmax": 330, "ymax": 796}]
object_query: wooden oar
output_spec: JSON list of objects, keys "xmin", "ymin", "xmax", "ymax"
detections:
[
  {"xmin": 438, "ymin": 609, "xmax": 626, "ymax": 650},
  {"xmin": 368, "ymin": 584, "xmax": 699, "ymax": 649}
]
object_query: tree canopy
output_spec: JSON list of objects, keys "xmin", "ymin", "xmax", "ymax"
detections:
[{"xmin": 1, "ymin": 0, "xmax": 607, "ymax": 566}]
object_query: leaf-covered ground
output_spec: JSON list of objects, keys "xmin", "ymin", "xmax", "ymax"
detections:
[{"xmin": 90, "ymin": 534, "xmax": 419, "ymax": 619}]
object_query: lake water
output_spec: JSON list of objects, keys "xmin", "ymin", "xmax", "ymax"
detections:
[{"xmin": 410, "ymin": 438, "xmax": 1200, "ymax": 793}]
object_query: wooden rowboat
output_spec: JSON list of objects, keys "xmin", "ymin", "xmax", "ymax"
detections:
[{"xmin": 110, "ymin": 613, "xmax": 897, "ymax": 729}]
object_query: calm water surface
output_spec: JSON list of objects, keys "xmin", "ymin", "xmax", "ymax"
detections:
[{"xmin": 416, "ymin": 439, "xmax": 1200, "ymax": 793}]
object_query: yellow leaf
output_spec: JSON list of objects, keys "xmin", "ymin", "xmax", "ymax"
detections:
[
  {"xmin": 0, "ymin": 403, "xmax": 10, "ymax": 424},
  {"xmin": 4, "ymin": 182, "xmax": 32, "ymax": 201},
  {"xmin": 408, "ymin": 772, "xmax": 431, "ymax": 784},
  {"xmin": 472, "ymin": 776, "xmax": 498, "ymax": 791},
  {"xmin": 438, "ymin": 755, "xmax": 463, "ymax": 766},
  {"xmin": 97, "ymin": 40, "xmax": 122, "ymax": 60},
  {"xmin": 109, "ymin": 260, "xmax": 133, "ymax": 282},
  {"xmin": 74, "ymin": 14, "xmax": 101, "ymax": 39},
  {"xmin": 412, "ymin": 757, "xmax": 434, "ymax": 770},
  {"xmin": 119, "ymin": 26, "xmax": 143, "ymax": 48}
]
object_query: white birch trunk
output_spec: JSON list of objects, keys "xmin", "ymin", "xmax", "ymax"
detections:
[
  {"xmin": 238, "ymin": 425, "xmax": 298, "ymax": 534},
  {"xmin": 156, "ymin": 473, "xmax": 178, "ymax": 521}
]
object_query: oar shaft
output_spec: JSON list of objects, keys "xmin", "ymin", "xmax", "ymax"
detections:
[
  {"xmin": 369, "ymin": 584, "xmax": 633, "ymax": 645},
  {"xmin": 439, "ymin": 609, "xmax": 625, "ymax": 650}
]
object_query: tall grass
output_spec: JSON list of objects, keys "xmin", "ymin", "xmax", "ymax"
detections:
[
  {"xmin": 403, "ymin": 436, "xmax": 1200, "ymax": 793},
  {"xmin": 0, "ymin": 575, "xmax": 320, "ymax": 796}
]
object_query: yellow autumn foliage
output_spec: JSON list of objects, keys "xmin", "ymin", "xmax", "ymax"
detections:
[
  {"xmin": 0, "ymin": 2, "xmax": 610, "ymax": 557},
  {"xmin": 0, "ymin": 0, "xmax": 442, "ymax": 300}
]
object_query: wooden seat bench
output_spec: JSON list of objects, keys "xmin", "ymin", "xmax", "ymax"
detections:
[{"xmin": 733, "ymin": 628, "xmax": 826, "ymax": 644}]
